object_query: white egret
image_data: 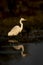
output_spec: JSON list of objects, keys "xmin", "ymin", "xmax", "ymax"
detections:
[
  {"xmin": 8, "ymin": 18, "xmax": 26, "ymax": 36},
  {"xmin": 8, "ymin": 18, "xmax": 27, "ymax": 57}
]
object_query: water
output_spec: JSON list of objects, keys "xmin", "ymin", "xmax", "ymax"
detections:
[{"xmin": 0, "ymin": 42, "xmax": 43, "ymax": 65}]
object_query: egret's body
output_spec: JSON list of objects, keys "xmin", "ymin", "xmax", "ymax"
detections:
[
  {"xmin": 8, "ymin": 26, "xmax": 22, "ymax": 36},
  {"xmin": 8, "ymin": 18, "xmax": 27, "ymax": 57},
  {"xmin": 8, "ymin": 18, "xmax": 26, "ymax": 36}
]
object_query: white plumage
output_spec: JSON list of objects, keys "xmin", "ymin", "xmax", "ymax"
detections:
[
  {"xmin": 8, "ymin": 18, "xmax": 26, "ymax": 36},
  {"xmin": 8, "ymin": 18, "xmax": 27, "ymax": 57}
]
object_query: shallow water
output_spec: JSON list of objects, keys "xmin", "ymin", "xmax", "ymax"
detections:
[{"xmin": 0, "ymin": 42, "xmax": 43, "ymax": 65}]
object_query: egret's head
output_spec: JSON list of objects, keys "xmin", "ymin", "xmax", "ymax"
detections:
[{"xmin": 20, "ymin": 18, "xmax": 26, "ymax": 21}]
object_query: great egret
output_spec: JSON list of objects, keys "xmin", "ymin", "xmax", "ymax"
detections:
[
  {"xmin": 8, "ymin": 18, "xmax": 26, "ymax": 36},
  {"xmin": 8, "ymin": 18, "xmax": 27, "ymax": 57}
]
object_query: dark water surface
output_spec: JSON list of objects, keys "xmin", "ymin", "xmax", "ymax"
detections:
[{"xmin": 0, "ymin": 42, "xmax": 43, "ymax": 65}]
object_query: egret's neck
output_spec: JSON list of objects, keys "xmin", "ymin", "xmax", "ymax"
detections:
[{"xmin": 20, "ymin": 20, "xmax": 23, "ymax": 30}]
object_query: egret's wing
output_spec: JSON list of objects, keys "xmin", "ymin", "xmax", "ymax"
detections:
[
  {"xmin": 9, "ymin": 26, "xmax": 20, "ymax": 35},
  {"xmin": 11, "ymin": 26, "xmax": 20, "ymax": 31}
]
